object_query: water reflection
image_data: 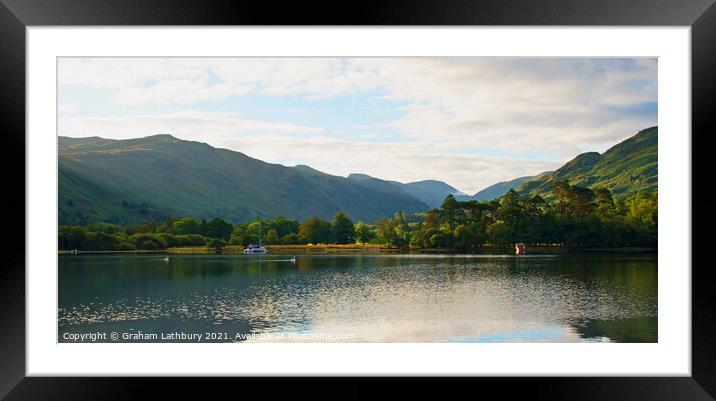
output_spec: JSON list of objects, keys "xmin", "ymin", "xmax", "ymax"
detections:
[{"xmin": 58, "ymin": 253, "xmax": 657, "ymax": 342}]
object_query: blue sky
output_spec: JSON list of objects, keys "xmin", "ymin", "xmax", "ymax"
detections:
[{"xmin": 58, "ymin": 57, "xmax": 657, "ymax": 194}]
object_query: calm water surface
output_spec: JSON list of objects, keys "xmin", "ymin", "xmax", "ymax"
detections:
[{"xmin": 58, "ymin": 253, "xmax": 657, "ymax": 343}]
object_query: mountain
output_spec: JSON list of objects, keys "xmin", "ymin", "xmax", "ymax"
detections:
[
  {"xmin": 402, "ymin": 180, "xmax": 465, "ymax": 208},
  {"xmin": 59, "ymin": 135, "xmax": 429, "ymax": 225},
  {"xmin": 291, "ymin": 164, "xmax": 330, "ymax": 176},
  {"xmin": 58, "ymin": 126, "xmax": 657, "ymax": 225},
  {"xmin": 519, "ymin": 126, "xmax": 657, "ymax": 198},
  {"xmin": 469, "ymin": 175, "xmax": 539, "ymax": 201},
  {"xmin": 346, "ymin": 174, "xmax": 463, "ymax": 209}
]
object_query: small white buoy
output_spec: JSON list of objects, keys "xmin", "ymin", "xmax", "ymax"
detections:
[
  {"xmin": 290, "ymin": 256, "xmax": 296, "ymax": 263},
  {"xmin": 163, "ymin": 256, "xmax": 170, "ymax": 262}
]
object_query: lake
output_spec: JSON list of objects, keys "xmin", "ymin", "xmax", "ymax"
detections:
[{"xmin": 58, "ymin": 253, "xmax": 657, "ymax": 343}]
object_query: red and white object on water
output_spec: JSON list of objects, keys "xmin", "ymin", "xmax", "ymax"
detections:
[{"xmin": 515, "ymin": 243, "xmax": 526, "ymax": 255}]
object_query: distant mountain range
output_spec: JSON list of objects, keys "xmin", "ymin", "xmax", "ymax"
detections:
[
  {"xmin": 459, "ymin": 175, "xmax": 542, "ymax": 202},
  {"xmin": 59, "ymin": 135, "xmax": 429, "ymax": 225},
  {"xmin": 58, "ymin": 126, "xmax": 657, "ymax": 225},
  {"xmin": 346, "ymin": 173, "xmax": 464, "ymax": 209}
]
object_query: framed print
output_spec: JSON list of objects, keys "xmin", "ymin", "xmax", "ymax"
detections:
[{"xmin": 2, "ymin": 0, "xmax": 714, "ymax": 399}]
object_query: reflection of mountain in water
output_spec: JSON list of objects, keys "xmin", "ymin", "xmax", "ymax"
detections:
[{"xmin": 571, "ymin": 317, "xmax": 658, "ymax": 343}]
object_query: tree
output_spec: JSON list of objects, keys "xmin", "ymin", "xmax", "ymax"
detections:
[
  {"xmin": 420, "ymin": 227, "xmax": 439, "ymax": 248},
  {"xmin": 497, "ymin": 189, "xmax": 523, "ymax": 221},
  {"xmin": 354, "ymin": 222, "xmax": 372, "ymax": 244},
  {"xmin": 124, "ymin": 223, "xmax": 151, "ymax": 235},
  {"xmin": 495, "ymin": 189, "xmax": 525, "ymax": 242},
  {"xmin": 422, "ymin": 209, "xmax": 440, "ymax": 229},
  {"xmin": 265, "ymin": 228, "xmax": 280, "ymax": 245},
  {"xmin": 131, "ymin": 233, "xmax": 166, "ymax": 250},
  {"xmin": 59, "ymin": 226, "xmax": 86, "ymax": 250},
  {"xmin": 230, "ymin": 224, "xmax": 257, "ymax": 245},
  {"xmin": 175, "ymin": 234, "xmax": 207, "ymax": 246},
  {"xmin": 409, "ymin": 229, "xmax": 424, "ymax": 248},
  {"xmin": 594, "ymin": 188, "xmax": 616, "ymax": 219},
  {"xmin": 463, "ymin": 201, "xmax": 485, "ymax": 225},
  {"xmin": 280, "ymin": 233, "xmax": 301, "ymax": 245},
  {"xmin": 206, "ymin": 238, "xmax": 227, "ymax": 249},
  {"xmin": 625, "ymin": 193, "xmax": 658, "ymax": 247},
  {"xmin": 524, "ymin": 195, "xmax": 545, "ymax": 224},
  {"xmin": 626, "ymin": 193, "xmax": 657, "ymax": 226},
  {"xmin": 570, "ymin": 186, "xmax": 596, "ymax": 219},
  {"xmin": 87, "ymin": 222, "xmax": 120, "ymax": 234},
  {"xmin": 552, "ymin": 180, "xmax": 572, "ymax": 219},
  {"xmin": 299, "ymin": 217, "xmax": 332, "ymax": 244},
  {"xmin": 487, "ymin": 221, "xmax": 510, "ymax": 246},
  {"xmin": 82, "ymin": 232, "xmax": 116, "ymax": 251},
  {"xmin": 55, "ymin": 180, "xmax": 658, "ymax": 252},
  {"xmin": 173, "ymin": 217, "xmax": 200, "ymax": 235},
  {"xmin": 205, "ymin": 217, "xmax": 233, "ymax": 240},
  {"xmin": 156, "ymin": 232, "xmax": 178, "ymax": 248},
  {"xmin": 273, "ymin": 216, "xmax": 300, "ymax": 237},
  {"xmin": 245, "ymin": 222, "xmax": 262, "ymax": 240},
  {"xmin": 393, "ymin": 211, "xmax": 407, "ymax": 231},
  {"xmin": 375, "ymin": 218, "xmax": 398, "ymax": 246},
  {"xmin": 453, "ymin": 224, "xmax": 477, "ymax": 249},
  {"xmin": 429, "ymin": 230, "xmax": 453, "ymax": 248},
  {"xmin": 440, "ymin": 194, "xmax": 460, "ymax": 231},
  {"xmin": 331, "ymin": 212, "xmax": 355, "ymax": 244},
  {"xmin": 198, "ymin": 219, "xmax": 208, "ymax": 236}
]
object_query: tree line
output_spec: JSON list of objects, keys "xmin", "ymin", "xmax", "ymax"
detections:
[
  {"xmin": 59, "ymin": 181, "xmax": 657, "ymax": 251},
  {"xmin": 58, "ymin": 212, "xmax": 358, "ymax": 251},
  {"xmin": 384, "ymin": 181, "xmax": 657, "ymax": 249}
]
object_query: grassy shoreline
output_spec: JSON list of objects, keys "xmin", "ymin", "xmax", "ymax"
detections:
[{"xmin": 59, "ymin": 244, "xmax": 656, "ymax": 255}]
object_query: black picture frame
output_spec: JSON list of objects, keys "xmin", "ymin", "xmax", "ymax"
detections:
[{"xmin": 1, "ymin": 0, "xmax": 713, "ymax": 399}]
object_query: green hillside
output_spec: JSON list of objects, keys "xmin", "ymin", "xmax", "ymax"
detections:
[
  {"xmin": 519, "ymin": 126, "xmax": 657, "ymax": 198},
  {"xmin": 59, "ymin": 135, "xmax": 428, "ymax": 225},
  {"xmin": 57, "ymin": 127, "xmax": 657, "ymax": 225}
]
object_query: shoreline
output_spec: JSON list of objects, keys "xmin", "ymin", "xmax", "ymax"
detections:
[{"xmin": 59, "ymin": 245, "xmax": 657, "ymax": 255}]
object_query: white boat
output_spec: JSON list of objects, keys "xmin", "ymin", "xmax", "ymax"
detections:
[
  {"xmin": 243, "ymin": 211, "xmax": 268, "ymax": 254},
  {"xmin": 243, "ymin": 243, "xmax": 267, "ymax": 254}
]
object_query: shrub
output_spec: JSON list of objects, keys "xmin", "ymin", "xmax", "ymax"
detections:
[{"xmin": 206, "ymin": 238, "xmax": 227, "ymax": 249}]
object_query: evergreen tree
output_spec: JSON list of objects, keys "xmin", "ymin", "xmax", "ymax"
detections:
[{"xmin": 331, "ymin": 212, "xmax": 355, "ymax": 244}]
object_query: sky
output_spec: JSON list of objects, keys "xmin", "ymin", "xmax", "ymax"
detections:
[{"xmin": 57, "ymin": 57, "xmax": 657, "ymax": 195}]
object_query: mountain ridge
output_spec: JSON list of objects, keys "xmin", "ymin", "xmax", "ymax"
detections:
[
  {"xmin": 518, "ymin": 126, "xmax": 657, "ymax": 198},
  {"xmin": 345, "ymin": 174, "xmax": 464, "ymax": 209},
  {"xmin": 58, "ymin": 126, "xmax": 657, "ymax": 225},
  {"xmin": 59, "ymin": 135, "xmax": 429, "ymax": 225},
  {"xmin": 466, "ymin": 175, "xmax": 538, "ymax": 201}
]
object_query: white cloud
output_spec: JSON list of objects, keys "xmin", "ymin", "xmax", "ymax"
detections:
[
  {"xmin": 58, "ymin": 58, "xmax": 211, "ymax": 88},
  {"xmin": 59, "ymin": 110, "xmax": 557, "ymax": 194},
  {"xmin": 58, "ymin": 57, "xmax": 657, "ymax": 193},
  {"xmin": 58, "ymin": 101, "xmax": 81, "ymax": 116},
  {"xmin": 351, "ymin": 58, "xmax": 657, "ymax": 156},
  {"xmin": 59, "ymin": 110, "xmax": 325, "ymax": 139},
  {"xmin": 111, "ymin": 79, "xmax": 255, "ymax": 106},
  {"xmin": 209, "ymin": 134, "xmax": 560, "ymax": 195}
]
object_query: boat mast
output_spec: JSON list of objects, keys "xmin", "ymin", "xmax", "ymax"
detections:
[{"xmin": 258, "ymin": 210, "xmax": 262, "ymax": 246}]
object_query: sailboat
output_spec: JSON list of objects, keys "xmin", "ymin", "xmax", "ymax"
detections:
[{"xmin": 243, "ymin": 211, "xmax": 267, "ymax": 254}]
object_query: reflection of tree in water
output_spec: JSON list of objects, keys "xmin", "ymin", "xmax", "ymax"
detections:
[{"xmin": 571, "ymin": 317, "xmax": 657, "ymax": 342}]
